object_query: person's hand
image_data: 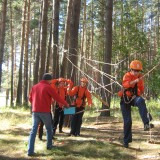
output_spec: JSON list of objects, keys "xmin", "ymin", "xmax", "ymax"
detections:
[
  {"xmin": 88, "ymin": 104, "xmax": 92, "ymax": 109},
  {"xmin": 130, "ymin": 77, "xmax": 142, "ymax": 85},
  {"xmin": 66, "ymin": 103, "xmax": 69, "ymax": 108},
  {"xmin": 135, "ymin": 76, "xmax": 143, "ymax": 83}
]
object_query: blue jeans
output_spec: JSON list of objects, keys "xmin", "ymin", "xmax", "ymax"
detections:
[
  {"xmin": 120, "ymin": 96, "xmax": 152, "ymax": 144},
  {"xmin": 28, "ymin": 112, "xmax": 53, "ymax": 155}
]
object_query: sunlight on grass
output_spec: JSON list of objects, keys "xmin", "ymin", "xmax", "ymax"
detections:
[{"xmin": 0, "ymin": 105, "xmax": 160, "ymax": 160}]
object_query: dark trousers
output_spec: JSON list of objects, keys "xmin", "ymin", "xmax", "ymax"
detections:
[
  {"xmin": 120, "ymin": 96, "xmax": 152, "ymax": 144},
  {"xmin": 53, "ymin": 105, "xmax": 64, "ymax": 134},
  {"xmin": 70, "ymin": 107, "xmax": 85, "ymax": 135},
  {"xmin": 38, "ymin": 113, "xmax": 53, "ymax": 139},
  {"xmin": 38, "ymin": 120, "xmax": 44, "ymax": 139}
]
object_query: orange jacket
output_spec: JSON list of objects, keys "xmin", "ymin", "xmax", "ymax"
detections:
[
  {"xmin": 118, "ymin": 72, "xmax": 144, "ymax": 97},
  {"xmin": 50, "ymin": 79, "xmax": 73, "ymax": 108},
  {"xmin": 68, "ymin": 86, "xmax": 92, "ymax": 107}
]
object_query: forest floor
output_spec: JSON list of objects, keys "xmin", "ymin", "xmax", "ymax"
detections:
[{"xmin": 0, "ymin": 107, "xmax": 160, "ymax": 160}]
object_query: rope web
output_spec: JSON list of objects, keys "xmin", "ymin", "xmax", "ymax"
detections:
[{"xmin": 54, "ymin": 44, "xmax": 159, "ymax": 150}]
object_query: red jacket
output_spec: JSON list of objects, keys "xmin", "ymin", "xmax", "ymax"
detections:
[
  {"xmin": 29, "ymin": 80, "xmax": 68, "ymax": 112},
  {"xmin": 68, "ymin": 86, "xmax": 92, "ymax": 107},
  {"xmin": 118, "ymin": 72, "xmax": 144, "ymax": 97}
]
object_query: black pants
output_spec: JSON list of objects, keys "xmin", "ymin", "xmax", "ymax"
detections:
[
  {"xmin": 38, "ymin": 113, "xmax": 53, "ymax": 139},
  {"xmin": 70, "ymin": 106, "xmax": 85, "ymax": 136},
  {"xmin": 38, "ymin": 120, "xmax": 44, "ymax": 139},
  {"xmin": 53, "ymin": 105, "xmax": 64, "ymax": 134}
]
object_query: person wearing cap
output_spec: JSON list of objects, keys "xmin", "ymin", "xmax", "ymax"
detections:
[
  {"xmin": 50, "ymin": 78, "xmax": 73, "ymax": 136},
  {"xmin": 118, "ymin": 60, "xmax": 154, "ymax": 148},
  {"xmin": 27, "ymin": 73, "xmax": 69, "ymax": 156},
  {"xmin": 67, "ymin": 77, "xmax": 92, "ymax": 136}
]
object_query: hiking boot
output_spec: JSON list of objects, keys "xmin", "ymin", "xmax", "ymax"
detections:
[
  {"xmin": 144, "ymin": 123, "xmax": 154, "ymax": 131},
  {"xmin": 27, "ymin": 152, "xmax": 36, "ymax": 156},
  {"xmin": 47, "ymin": 145, "xmax": 56, "ymax": 150},
  {"xmin": 59, "ymin": 130, "xmax": 64, "ymax": 133},
  {"xmin": 39, "ymin": 137, "xmax": 42, "ymax": 141},
  {"xmin": 123, "ymin": 142, "xmax": 128, "ymax": 148}
]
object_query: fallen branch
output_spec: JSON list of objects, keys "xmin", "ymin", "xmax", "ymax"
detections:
[
  {"xmin": 95, "ymin": 108, "xmax": 120, "ymax": 112},
  {"xmin": 148, "ymin": 140, "xmax": 160, "ymax": 144}
]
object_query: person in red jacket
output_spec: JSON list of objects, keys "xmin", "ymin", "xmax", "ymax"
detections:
[
  {"xmin": 27, "ymin": 73, "xmax": 69, "ymax": 156},
  {"xmin": 118, "ymin": 60, "xmax": 154, "ymax": 148},
  {"xmin": 51, "ymin": 78, "xmax": 73, "ymax": 135},
  {"xmin": 68, "ymin": 77, "xmax": 92, "ymax": 136}
]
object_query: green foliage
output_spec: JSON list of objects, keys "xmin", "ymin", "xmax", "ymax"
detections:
[{"xmin": 30, "ymin": 19, "xmax": 39, "ymax": 30}]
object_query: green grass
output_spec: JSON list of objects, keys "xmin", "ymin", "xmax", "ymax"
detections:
[{"xmin": 0, "ymin": 101, "xmax": 160, "ymax": 160}]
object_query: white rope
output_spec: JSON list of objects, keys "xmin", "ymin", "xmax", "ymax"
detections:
[
  {"xmin": 84, "ymin": 59, "xmax": 122, "ymax": 88},
  {"xmin": 66, "ymin": 57, "xmax": 113, "ymax": 95}
]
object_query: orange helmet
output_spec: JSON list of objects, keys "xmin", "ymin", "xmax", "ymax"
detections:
[
  {"xmin": 58, "ymin": 78, "xmax": 65, "ymax": 83},
  {"xmin": 80, "ymin": 77, "xmax": 88, "ymax": 83},
  {"xmin": 130, "ymin": 60, "xmax": 142, "ymax": 71}
]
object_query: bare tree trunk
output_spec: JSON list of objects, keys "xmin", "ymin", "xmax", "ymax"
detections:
[
  {"xmin": 16, "ymin": 0, "xmax": 27, "ymax": 106},
  {"xmin": 80, "ymin": 0, "xmax": 86, "ymax": 73},
  {"xmin": 52, "ymin": 0, "xmax": 60, "ymax": 78},
  {"xmin": 39, "ymin": 0, "xmax": 49, "ymax": 80},
  {"xmin": 46, "ymin": 22, "xmax": 52, "ymax": 73},
  {"xmin": 100, "ymin": 0, "xmax": 113, "ymax": 117},
  {"xmin": 68, "ymin": 0, "xmax": 81, "ymax": 83},
  {"xmin": 33, "ymin": 2, "xmax": 43, "ymax": 85},
  {"xmin": 0, "ymin": 0, "xmax": 7, "ymax": 89},
  {"xmin": 10, "ymin": 1, "xmax": 14, "ymax": 107},
  {"xmin": 61, "ymin": 0, "xmax": 73, "ymax": 77},
  {"xmin": 23, "ymin": 0, "xmax": 31, "ymax": 106}
]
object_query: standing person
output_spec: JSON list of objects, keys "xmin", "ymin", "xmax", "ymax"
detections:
[
  {"xmin": 50, "ymin": 78, "xmax": 73, "ymax": 136},
  {"xmin": 27, "ymin": 73, "xmax": 69, "ymax": 156},
  {"xmin": 68, "ymin": 77, "xmax": 92, "ymax": 136},
  {"xmin": 118, "ymin": 60, "xmax": 154, "ymax": 148},
  {"xmin": 38, "ymin": 120, "xmax": 44, "ymax": 140}
]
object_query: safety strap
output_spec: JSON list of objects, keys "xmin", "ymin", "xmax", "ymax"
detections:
[{"xmin": 123, "ymin": 83, "xmax": 138, "ymax": 104}]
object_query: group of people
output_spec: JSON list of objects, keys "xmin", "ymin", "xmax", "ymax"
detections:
[
  {"xmin": 27, "ymin": 73, "xmax": 92, "ymax": 156},
  {"xmin": 27, "ymin": 59, "xmax": 154, "ymax": 156}
]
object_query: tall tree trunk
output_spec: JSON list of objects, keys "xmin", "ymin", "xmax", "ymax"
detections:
[
  {"xmin": 46, "ymin": 22, "xmax": 52, "ymax": 73},
  {"xmin": 0, "ymin": 0, "xmax": 7, "ymax": 89},
  {"xmin": 23, "ymin": 0, "xmax": 31, "ymax": 106},
  {"xmin": 68, "ymin": 0, "xmax": 81, "ymax": 83},
  {"xmin": 33, "ymin": 3, "xmax": 43, "ymax": 85},
  {"xmin": 39, "ymin": 0, "xmax": 49, "ymax": 80},
  {"xmin": 10, "ymin": 1, "xmax": 14, "ymax": 107},
  {"xmin": 158, "ymin": 0, "xmax": 160, "ymax": 49},
  {"xmin": 100, "ymin": 0, "xmax": 113, "ymax": 116},
  {"xmin": 16, "ymin": 0, "xmax": 27, "ymax": 106},
  {"xmin": 61, "ymin": 0, "xmax": 73, "ymax": 77},
  {"xmin": 52, "ymin": 0, "xmax": 60, "ymax": 78},
  {"xmin": 80, "ymin": 0, "xmax": 86, "ymax": 73}
]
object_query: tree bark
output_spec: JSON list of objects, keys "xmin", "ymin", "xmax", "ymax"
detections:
[
  {"xmin": 16, "ymin": 0, "xmax": 27, "ymax": 106},
  {"xmin": 46, "ymin": 22, "xmax": 52, "ymax": 73},
  {"xmin": 61, "ymin": 0, "xmax": 73, "ymax": 77},
  {"xmin": 33, "ymin": 2, "xmax": 43, "ymax": 85},
  {"xmin": 39, "ymin": 0, "xmax": 48, "ymax": 80},
  {"xmin": 52, "ymin": 0, "xmax": 60, "ymax": 78},
  {"xmin": 0, "ymin": 0, "xmax": 7, "ymax": 89},
  {"xmin": 100, "ymin": 0, "xmax": 113, "ymax": 117},
  {"xmin": 10, "ymin": 1, "xmax": 14, "ymax": 107},
  {"xmin": 23, "ymin": 0, "xmax": 31, "ymax": 106},
  {"xmin": 68, "ymin": 0, "xmax": 81, "ymax": 83}
]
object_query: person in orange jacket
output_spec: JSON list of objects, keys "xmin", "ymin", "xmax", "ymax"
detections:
[
  {"xmin": 118, "ymin": 60, "xmax": 154, "ymax": 148},
  {"xmin": 51, "ymin": 78, "xmax": 73, "ymax": 136},
  {"xmin": 68, "ymin": 77, "xmax": 92, "ymax": 136}
]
